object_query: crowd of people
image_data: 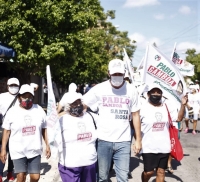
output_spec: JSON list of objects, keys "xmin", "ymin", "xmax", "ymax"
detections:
[{"xmin": 1, "ymin": 57, "xmax": 199, "ymax": 182}]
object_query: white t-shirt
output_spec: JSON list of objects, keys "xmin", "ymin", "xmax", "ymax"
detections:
[
  {"xmin": 59, "ymin": 112, "xmax": 98, "ymax": 167},
  {"xmin": 187, "ymin": 93, "xmax": 200, "ymax": 114},
  {"xmin": 2, "ymin": 104, "xmax": 46, "ymax": 160},
  {"xmin": 0, "ymin": 92, "xmax": 19, "ymax": 116},
  {"xmin": 140, "ymin": 102, "xmax": 178, "ymax": 153},
  {"xmin": 83, "ymin": 80, "xmax": 140, "ymax": 142}
]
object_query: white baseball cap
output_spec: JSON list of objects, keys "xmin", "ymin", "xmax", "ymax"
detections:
[
  {"xmin": 19, "ymin": 84, "xmax": 34, "ymax": 96},
  {"xmin": 147, "ymin": 83, "xmax": 163, "ymax": 93},
  {"xmin": 68, "ymin": 83, "xmax": 77, "ymax": 92},
  {"xmin": 66, "ymin": 92, "xmax": 82, "ymax": 104},
  {"xmin": 108, "ymin": 59, "xmax": 125, "ymax": 75},
  {"xmin": 7, "ymin": 78, "xmax": 20, "ymax": 86}
]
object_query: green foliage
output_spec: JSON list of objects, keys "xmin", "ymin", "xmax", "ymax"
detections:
[
  {"xmin": 185, "ymin": 49, "xmax": 200, "ymax": 81},
  {"xmin": 0, "ymin": 0, "xmax": 136, "ymax": 86}
]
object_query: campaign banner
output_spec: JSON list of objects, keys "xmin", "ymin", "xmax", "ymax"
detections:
[
  {"xmin": 46, "ymin": 65, "xmax": 63, "ymax": 158},
  {"xmin": 142, "ymin": 44, "xmax": 187, "ymax": 104},
  {"xmin": 171, "ymin": 45, "xmax": 195, "ymax": 77}
]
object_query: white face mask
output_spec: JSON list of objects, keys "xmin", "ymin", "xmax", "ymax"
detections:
[
  {"xmin": 110, "ymin": 76, "xmax": 124, "ymax": 87},
  {"xmin": 8, "ymin": 86, "xmax": 19, "ymax": 95}
]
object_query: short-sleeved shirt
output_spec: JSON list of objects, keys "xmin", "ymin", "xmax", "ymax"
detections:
[
  {"xmin": 83, "ymin": 80, "xmax": 140, "ymax": 142},
  {"xmin": 187, "ymin": 93, "xmax": 200, "ymax": 114},
  {"xmin": 2, "ymin": 104, "xmax": 47, "ymax": 160},
  {"xmin": 140, "ymin": 102, "xmax": 178, "ymax": 154},
  {"xmin": 59, "ymin": 112, "xmax": 98, "ymax": 167},
  {"xmin": 0, "ymin": 92, "xmax": 19, "ymax": 116}
]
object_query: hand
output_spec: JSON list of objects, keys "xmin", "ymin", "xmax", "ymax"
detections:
[
  {"xmin": 0, "ymin": 149, "xmax": 7, "ymax": 163},
  {"xmin": 181, "ymin": 95, "xmax": 188, "ymax": 106},
  {"xmin": 45, "ymin": 145, "xmax": 51, "ymax": 159},
  {"xmin": 132, "ymin": 140, "xmax": 142, "ymax": 155}
]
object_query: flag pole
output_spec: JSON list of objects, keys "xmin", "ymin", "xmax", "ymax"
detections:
[
  {"xmin": 170, "ymin": 42, "xmax": 177, "ymax": 62},
  {"xmin": 141, "ymin": 43, "xmax": 149, "ymax": 82}
]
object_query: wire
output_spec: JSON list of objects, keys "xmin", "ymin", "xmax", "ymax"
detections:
[{"xmin": 159, "ymin": 21, "xmax": 200, "ymax": 47}]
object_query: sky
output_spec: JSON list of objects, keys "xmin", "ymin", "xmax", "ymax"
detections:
[{"xmin": 99, "ymin": 0, "xmax": 200, "ymax": 67}]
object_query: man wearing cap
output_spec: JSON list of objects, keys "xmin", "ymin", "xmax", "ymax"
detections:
[
  {"xmin": 0, "ymin": 84, "xmax": 50, "ymax": 182},
  {"xmin": 140, "ymin": 83, "xmax": 187, "ymax": 182},
  {"xmin": 0, "ymin": 77, "xmax": 20, "ymax": 182},
  {"xmin": 83, "ymin": 59, "xmax": 141, "ymax": 182}
]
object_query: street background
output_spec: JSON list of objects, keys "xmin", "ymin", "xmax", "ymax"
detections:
[{"xmin": 2, "ymin": 119, "xmax": 200, "ymax": 182}]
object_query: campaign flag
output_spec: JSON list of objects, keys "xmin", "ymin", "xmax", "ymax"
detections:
[
  {"xmin": 46, "ymin": 65, "xmax": 63, "ymax": 158},
  {"xmin": 142, "ymin": 43, "xmax": 187, "ymax": 104},
  {"xmin": 136, "ymin": 57, "xmax": 144, "ymax": 72},
  {"xmin": 178, "ymin": 59, "xmax": 195, "ymax": 77},
  {"xmin": 123, "ymin": 48, "xmax": 135, "ymax": 82},
  {"xmin": 171, "ymin": 43, "xmax": 195, "ymax": 76}
]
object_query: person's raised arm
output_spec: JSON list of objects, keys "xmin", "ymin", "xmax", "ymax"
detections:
[{"xmin": 177, "ymin": 95, "xmax": 188, "ymax": 122}]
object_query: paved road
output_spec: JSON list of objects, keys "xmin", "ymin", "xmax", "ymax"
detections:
[{"xmin": 2, "ymin": 120, "xmax": 200, "ymax": 182}]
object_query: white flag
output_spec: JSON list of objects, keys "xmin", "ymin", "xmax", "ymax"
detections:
[
  {"xmin": 171, "ymin": 43, "xmax": 195, "ymax": 76},
  {"xmin": 136, "ymin": 57, "xmax": 144, "ymax": 71},
  {"xmin": 46, "ymin": 65, "xmax": 63, "ymax": 158},
  {"xmin": 176, "ymin": 59, "xmax": 195, "ymax": 77},
  {"xmin": 142, "ymin": 44, "xmax": 187, "ymax": 104},
  {"xmin": 123, "ymin": 48, "xmax": 134, "ymax": 82}
]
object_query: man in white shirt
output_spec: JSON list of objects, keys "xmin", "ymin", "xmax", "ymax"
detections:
[
  {"xmin": 83, "ymin": 59, "xmax": 142, "ymax": 182},
  {"xmin": 0, "ymin": 77, "xmax": 20, "ymax": 182}
]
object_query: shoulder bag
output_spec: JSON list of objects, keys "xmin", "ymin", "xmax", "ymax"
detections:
[{"xmin": 165, "ymin": 104, "xmax": 184, "ymax": 161}]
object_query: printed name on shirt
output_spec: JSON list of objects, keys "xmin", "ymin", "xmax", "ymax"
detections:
[
  {"xmin": 102, "ymin": 96, "xmax": 130, "ymax": 108},
  {"xmin": 111, "ymin": 109, "xmax": 128, "ymax": 119},
  {"xmin": 77, "ymin": 132, "xmax": 92, "ymax": 141},
  {"xmin": 22, "ymin": 126, "xmax": 36, "ymax": 136},
  {"xmin": 152, "ymin": 122, "xmax": 165, "ymax": 132}
]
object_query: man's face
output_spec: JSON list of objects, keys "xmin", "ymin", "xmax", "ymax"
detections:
[
  {"xmin": 7, "ymin": 84, "xmax": 20, "ymax": 95},
  {"xmin": 24, "ymin": 116, "xmax": 31, "ymax": 125},
  {"xmin": 78, "ymin": 122, "xmax": 86, "ymax": 132},
  {"xmin": 155, "ymin": 112, "xmax": 162, "ymax": 121},
  {"xmin": 108, "ymin": 72, "xmax": 125, "ymax": 88}
]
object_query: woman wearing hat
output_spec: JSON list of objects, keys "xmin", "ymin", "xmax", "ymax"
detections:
[
  {"xmin": 58, "ymin": 91, "xmax": 98, "ymax": 182},
  {"xmin": 184, "ymin": 84, "xmax": 200, "ymax": 135},
  {"xmin": 0, "ymin": 84, "xmax": 51, "ymax": 182},
  {"xmin": 140, "ymin": 83, "xmax": 187, "ymax": 182}
]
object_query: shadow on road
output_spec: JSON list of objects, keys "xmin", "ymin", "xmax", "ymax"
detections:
[
  {"xmin": 40, "ymin": 162, "xmax": 52, "ymax": 175},
  {"xmin": 129, "ymin": 155, "xmax": 143, "ymax": 172},
  {"xmin": 151, "ymin": 173, "xmax": 183, "ymax": 182}
]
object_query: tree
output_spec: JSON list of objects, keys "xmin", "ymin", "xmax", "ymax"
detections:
[
  {"xmin": 185, "ymin": 49, "xmax": 200, "ymax": 81},
  {"xmin": 0, "ymin": 0, "xmax": 136, "ymax": 86}
]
